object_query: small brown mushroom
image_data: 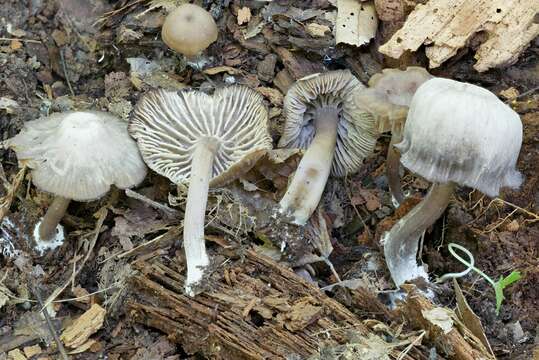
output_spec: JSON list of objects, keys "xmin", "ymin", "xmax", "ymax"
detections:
[
  {"xmin": 161, "ymin": 4, "xmax": 218, "ymax": 58},
  {"xmin": 6, "ymin": 111, "xmax": 147, "ymax": 253}
]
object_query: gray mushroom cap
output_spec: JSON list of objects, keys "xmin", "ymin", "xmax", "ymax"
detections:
[
  {"xmin": 6, "ymin": 111, "xmax": 147, "ymax": 201},
  {"xmin": 128, "ymin": 86, "xmax": 272, "ymax": 183},
  {"xmin": 278, "ymin": 70, "xmax": 377, "ymax": 177},
  {"xmin": 396, "ymin": 77, "xmax": 523, "ymax": 197}
]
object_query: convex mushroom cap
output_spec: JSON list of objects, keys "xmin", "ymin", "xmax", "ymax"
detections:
[
  {"xmin": 354, "ymin": 66, "xmax": 433, "ymax": 206},
  {"xmin": 278, "ymin": 70, "xmax": 377, "ymax": 225},
  {"xmin": 397, "ymin": 77, "xmax": 523, "ymax": 196},
  {"xmin": 6, "ymin": 111, "xmax": 147, "ymax": 252},
  {"xmin": 161, "ymin": 4, "xmax": 218, "ymax": 57},
  {"xmin": 354, "ymin": 66, "xmax": 433, "ymax": 133},
  {"xmin": 7, "ymin": 111, "xmax": 148, "ymax": 201},
  {"xmin": 129, "ymin": 86, "xmax": 272, "ymax": 295},
  {"xmin": 383, "ymin": 77, "xmax": 523, "ymax": 287}
]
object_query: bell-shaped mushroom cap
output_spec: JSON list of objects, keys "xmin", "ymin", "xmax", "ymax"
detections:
[
  {"xmin": 278, "ymin": 70, "xmax": 377, "ymax": 177},
  {"xmin": 161, "ymin": 4, "xmax": 218, "ymax": 57},
  {"xmin": 396, "ymin": 77, "xmax": 523, "ymax": 197},
  {"xmin": 7, "ymin": 111, "xmax": 148, "ymax": 201},
  {"xmin": 354, "ymin": 67, "xmax": 433, "ymax": 133},
  {"xmin": 128, "ymin": 86, "xmax": 272, "ymax": 184}
]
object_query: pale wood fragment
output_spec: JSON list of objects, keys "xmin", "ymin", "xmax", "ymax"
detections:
[
  {"xmin": 60, "ymin": 303, "xmax": 106, "ymax": 349},
  {"xmin": 379, "ymin": 0, "xmax": 539, "ymax": 72}
]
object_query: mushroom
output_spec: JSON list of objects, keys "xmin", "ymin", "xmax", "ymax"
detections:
[
  {"xmin": 129, "ymin": 86, "xmax": 272, "ymax": 295},
  {"xmin": 354, "ymin": 67, "xmax": 433, "ymax": 206},
  {"xmin": 6, "ymin": 111, "xmax": 147, "ymax": 252},
  {"xmin": 278, "ymin": 70, "xmax": 378, "ymax": 225},
  {"xmin": 383, "ymin": 77, "xmax": 523, "ymax": 286},
  {"xmin": 161, "ymin": 4, "xmax": 218, "ymax": 58}
]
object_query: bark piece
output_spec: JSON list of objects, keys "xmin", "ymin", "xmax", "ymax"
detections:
[
  {"xmin": 128, "ymin": 250, "xmax": 420, "ymax": 359},
  {"xmin": 273, "ymin": 47, "xmax": 325, "ymax": 80},
  {"xmin": 336, "ymin": 0, "xmax": 378, "ymax": 47},
  {"xmin": 60, "ymin": 304, "xmax": 106, "ymax": 348},
  {"xmin": 256, "ymin": 54, "xmax": 277, "ymax": 82},
  {"xmin": 379, "ymin": 0, "xmax": 539, "ymax": 72},
  {"xmin": 401, "ymin": 286, "xmax": 495, "ymax": 360}
]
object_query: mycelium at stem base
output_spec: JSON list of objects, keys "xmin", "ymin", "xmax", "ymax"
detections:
[
  {"xmin": 183, "ymin": 138, "xmax": 219, "ymax": 296},
  {"xmin": 279, "ymin": 107, "xmax": 339, "ymax": 225},
  {"xmin": 383, "ymin": 182, "xmax": 455, "ymax": 286},
  {"xmin": 33, "ymin": 196, "xmax": 70, "ymax": 254}
]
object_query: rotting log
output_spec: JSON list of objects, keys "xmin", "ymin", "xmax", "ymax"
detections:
[{"xmin": 127, "ymin": 249, "xmax": 419, "ymax": 359}]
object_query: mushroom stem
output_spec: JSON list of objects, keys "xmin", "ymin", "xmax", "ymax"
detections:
[
  {"xmin": 38, "ymin": 196, "xmax": 70, "ymax": 241},
  {"xmin": 183, "ymin": 139, "xmax": 218, "ymax": 296},
  {"xmin": 279, "ymin": 107, "xmax": 339, "ymax": 225},
  {"xmin": 387, "ymin": 130, "xmax": 405, "ymax": 206},
  {"xmin": 383, "ymin": 182, "xmax": 455, "ymax": 286}
]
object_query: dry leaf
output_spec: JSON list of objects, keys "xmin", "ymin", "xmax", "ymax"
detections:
[
  {"xmin": 237, "ymin": 7, "xmax": 251, "ymax": 25},
  {"xmin": 203, "ymin": 66, "xmax": 243, "ymax": 75},
  {"xmin": 379, "ymin": 0, "xmax": 539, "ymax": 71},
  {"xmin": 256, "ymin": 87, "xmax": 284, "ymax": 106},
  {"xmin": 422, "ymin": 308, "xmax": 454, "ymax": 334},
  {"xmin": 499, "ymin": 87, "xmax": 519, "ymax": 100},
  {"xmin": 22, "ymin": 345, "xmax": 42, "ymax": 358},
  {"xmin": 306, "ymin": 23, "xmax": 330, "ymax": 37},
  {"xmin": 336, "ymin": 0, "xmax": 378, "ymax": 47}
]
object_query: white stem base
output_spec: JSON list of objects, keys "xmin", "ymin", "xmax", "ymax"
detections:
[{"xmin": 33, "ymin": 220, "xmax": 65, "ymax": 256}]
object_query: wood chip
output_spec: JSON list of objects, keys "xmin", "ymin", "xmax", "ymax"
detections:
[
  {"xmin": 22, "ymin": 345, "xmax": 41, "ymax": 358},
  {"xmin": 305, "ymin": 23, "xmax": 330, "ymax": 37},
  {"xmin": 237, "ymin": 7, "xmax": 251, "ymax": 26},
  {"xmin": 60, "ymin": 303, "xmax": 106, "ymax": 349},
  {"xmin": 202, "ymin": 66, "xmax": 243, "ymax": 76},
  {"xmin": 7, "ymin": 349, "xmax": 26, "ymax": 360},
  {"xmin": 379, "ymin": 0, "xmax": 539, "ymax": 72},
  {"xmin": 336, "ymin": 0, "xmax": 378, "ymax": 47}
]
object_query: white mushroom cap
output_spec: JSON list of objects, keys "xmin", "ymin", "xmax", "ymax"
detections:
[
  {"xmin": 278, "ymin": 70, "xmax": 378, "ymax": 177},
  {"xmin": 7, "ymin": 111, "xmax": 148, "ymax": 201},
  {"xmin": 354, "ymin": 67, "xmax": 433, "ymax": 133},
  {"xmin": 128, "ymin": 86, "xmax": 272, "ymax": 183},
  {"xmin": 396, "ymin": 77, "xmax": 523, "ymax": 197}
]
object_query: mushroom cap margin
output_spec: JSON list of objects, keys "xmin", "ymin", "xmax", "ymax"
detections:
[
  {"xmin": 7, "ymin": 111, "xmax": 148, "ymax": 201},
  {"xmin": 396, "ymin": 77, "xmax": 523, "ymax": 197}
]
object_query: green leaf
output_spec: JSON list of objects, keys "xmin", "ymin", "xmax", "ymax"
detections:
[{"xmin": 494, "ymin": 271, "xmax": 522, "ymax": 315}]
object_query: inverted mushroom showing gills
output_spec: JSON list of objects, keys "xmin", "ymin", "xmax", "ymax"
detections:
[
  {"xmin": 129, "ymin": 86, "xmax": 272, "ymax": 295},
  {"xmin": 6, "ymin": 111, "xmax": 147, "ymax": 253},
  {"xmin": 383, "ymin": 77, "xmax": 523, "ymax": 287},
  {"xmin": 162, "ymin": 4, "xmax": 218, "ymax": 58},
  {"xmin": 278, "ymin": 70, "xmax": 378, "ymax": 225},
  {"xmin": 354, "ymin": 67, "xmax": 433, "ymax": 206}
]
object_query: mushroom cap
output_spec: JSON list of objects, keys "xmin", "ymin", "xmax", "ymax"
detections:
[
  {"xmin": 7, "ymin": 111, "xmax": 147, "ymax": 201},
  {"xmin": 396, "ymin": 77, "xmax": 523, "ymax": 197},
  {"xmin": 161, "ymin": 4, "xmax": 218, "ymax": 57},
  {"xmin": 354, "ymin": 66, "xmax": 433, "ymax": 133},
  {"xmin": 278, "ymin": 70, "xmax": 378, "ymax": 177},
  {"xmin": 128, "ymin": 86, "xmax": 272, "ymax": 184}
]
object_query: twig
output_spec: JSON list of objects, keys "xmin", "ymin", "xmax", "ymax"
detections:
[
  {"xmin": 59, "ymin": 48, "xmax": 75, "ymax": 96},
  {"xmin": 514, "ymin": 85, "xmax": 539, "ymax": 100},
  {"xmin": 0, "ymin": 166, "xmax": 27, "ymax": 222},
  {"xmin": 30, "ymin": 284, "xmax": 69, "ymax": 360},
  {"xmin": 124, "ymin": 188, "xmax": 178, "ymax": 217},
  {"xmin": 0, "ymin": 37, "xmax": 41, "ymax": 43},
  {"xmin": 396, "ymin": 330, "xmax": 426, "ymax": 360}
]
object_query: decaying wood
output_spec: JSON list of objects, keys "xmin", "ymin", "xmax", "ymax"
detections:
[
  {"xmin": 379, "ymin": 0, "xmax": 539, "ymax": 72},
  {"xmin": 60, "ymin": 303, "xmax": 106, "ymax": 349},
  {"xmin": 400, "ymin": 287, "xmax": 495, "ymax": 360},
  {"xmin": 127, "ymin": 249, "xmax": 419, "ymax": 359}
]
